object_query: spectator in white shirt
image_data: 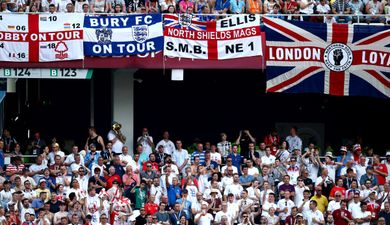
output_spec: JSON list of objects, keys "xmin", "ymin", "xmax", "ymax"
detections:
[
  {"xmin": 172, "ymin": 140, "xmax": 189, "ymax": 174},
  {"xmin": 155, "ymin": 131, "xmax": 176, "ymax": 155},
  {"xmin": 351, "ymin": 201, "xmax": 371, "ymax": 225},
  {"xmin": 276, "ymin": 190, "xmax": 295, "ymax": 222},
  {"xmin": 327, "ymin": 191, "xmax": 342, "ymax": 214},
  {"xmin": 304, "ymin": 200, "xmax": 325, "ymax": 225},
  {"xmin": 261, "ymin": 146, "xmax": 276, "ymax": 167},
  {"xmin": 136, "ymin": 128, "xmax": 154, "ymax": 157}
]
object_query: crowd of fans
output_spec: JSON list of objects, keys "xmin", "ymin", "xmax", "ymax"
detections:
[
  {"xmin": 0, "ymin": 0, "xmax": 389, "ymax": 24},
  {"xmin": 1, "ymin": 126, "xmax": 390, "ymax": 225}
]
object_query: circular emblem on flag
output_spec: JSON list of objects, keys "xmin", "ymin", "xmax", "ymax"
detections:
[{"xmin": 323, "ymin": 43, "xmax": 353, "ymax": 72}]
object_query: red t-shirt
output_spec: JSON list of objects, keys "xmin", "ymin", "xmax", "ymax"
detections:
[
  {"xmin": 373, "ymin": 163, "xmax": 388, "ymax": 185},
  {"xmin": 145, "ymin": 202, "xmax": 159, "ymax": 215},
  {"xmin": 142, "ymin": 161, "xmax": 159, "ymax": 172},
  {"xmin": 367, "ymin": 201, "xmax": 381, "ymax": 219},
  {"xmin": 332, "ymin": 209, "xmax": 352, "ymax": 225},
  {"xmin": 105, "ymin": 174, "xmax": 122, "ymax": 189},
  {"xmin": 329, "ymin": 186, "xmax": 346, "ymax": 198}
]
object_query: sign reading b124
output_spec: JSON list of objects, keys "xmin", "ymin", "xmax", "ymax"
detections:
[{"xmin": 0, "ymin": 68, "xmax": 93, "ymax": 79}]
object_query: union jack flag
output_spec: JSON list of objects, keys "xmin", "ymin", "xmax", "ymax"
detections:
[
  {"xmin": 164, "ymin": 14, "xmax": 208, "ymax": 31},
  {"xmin": 264, "ymin": 18, "xmax": 390, "ymax": 98}
]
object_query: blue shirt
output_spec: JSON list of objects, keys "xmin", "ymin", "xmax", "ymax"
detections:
[
  {"xmin": 176, "ymin": 198, "xmax": 192, "ymax": 219},
  {"xmin": 0, "ymin": 150, "xmax": 4, "ymax": 169},
  {"xmin": 240, "ymin": 174, "xmax": 254, "ymax": 184},
  {"xmin": 230, "ymin": 0, "xmax": 245, "ymax": 13},
  {"xmin": 228, "ymin": 153, "xmax": 243, "ymax": 174},
  {"xmin": 84, "ymin": 151, "xmax": 101, "ymax": 169},
  {"xmin": 215, "ymin": 0, "xmax": 230, "ymax": 11},
  {"xmin": 360, "ymin": 174, "xmax": 378, "ymax": 186},
  {"xmin": 43, "ymin": 176, "xmax": 56, "ymax": 192},
  {"xmin": 191, "ymin": 151, "xmax": 206, "ymax": 166},
  {"xmin": 167, "ymin": 185, "xmax": 182, "ymax": 206},
  {"xmin": 31, "ymin": 199, "xmax": 44, "ymax": 216}
]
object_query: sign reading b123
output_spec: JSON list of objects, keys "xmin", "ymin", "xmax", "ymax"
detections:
[{"xmin": 83, "ymin": 14, "xmax": 163, "ymax": 56}]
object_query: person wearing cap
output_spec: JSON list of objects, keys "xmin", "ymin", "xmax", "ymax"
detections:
[
  {"xmin": 373, "ymin": 154, "xmax": 389, "ymax": 189},
  {"xmin": 378, "ymin": 217, "xmax": 386, "ymax": 225},
  {"xmin": 294, "ymin": 213, "xmax": 305, "ymax": 225},
  {"xmin": 332, "ymin": 199, "xmax": 352, "ymax": 225},
  {"xmin": 320, "ymin": 152, "xmax": 343, "ymax": 183},
  {"xmin": 336, "ymin": 146, "xmax": 351, "ymax": 178},
  {"xmin": 367, "ymin": 189, "xmax": 380, "ymax": 220},
  {"xmin": 352, "ymin": 144, "xmax": 363, "ymax": 163}
]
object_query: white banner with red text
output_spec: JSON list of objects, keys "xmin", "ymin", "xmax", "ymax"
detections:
[
  {"xmin": 0, "ymin": 13, "xmax": 84, "ymax": 62},
  {"xmin": 163, "ymin": 14, "xmax": 262, "ymax": 60}
]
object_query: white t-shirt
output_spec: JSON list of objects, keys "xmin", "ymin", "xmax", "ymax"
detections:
[
  {"xmin": 340, "ymin": 167, "xmax": 356, "ymax": 177},
  {"xmin": 48, "ymin": 150, "xmax": 66, "ymax": 166},
  {"xmin": 64, "ymin": 153, "xmax": 85, "ymax": 167},
  {"xmin": 221, "ymin": 165, "xmax": 238, "ymax": 174},
  {"xmin": 137, "ymin": 135, "xmax": 154, "ymax": 156},
  {"xmin": 304, "ymin": 209, "xmax": 324, "ymax": 225},
  {"xmin": 210, "ymin": 152, "xmax": 222, "ymax": 163},
  {"xmin": 224, "ymin": 183, "xmax": 243, "ymax": 198},
  {"xmin": 262, "ymin": 202, "xmax": 277, "ymax": 217},
  {"xmin": 261, "ymin": 155, "xmax": 276, "ymax": 165},
  {"xmin": 294, "ymin": 185, "xmax": 309, "ymax": 206},
  {"xmin": 299, "ymin": 0, "xmax": 314, "ymax": 14},
  {"xmin": 351, "ymin": 209, "xmax": 371, "ymax": 225},
  {"xmin": 348, "ymin": 201, "xmax": 361, "ymax": 213},
  {"xmin": 248, "ymin": 167, "xmax": 260, "ymax": 176},
  {"xmin": 324, "ymin": 164, "xmax": 337, "ymax": 182},
  {"xmin": 327, "ymin": 200, "xmax": 341, "ymax": 213},
  {"xmin": 195, "ymin": 213, "xmax": 214, "ymax": 225},
  {"xmin": 354, "ymin": 164, "xmax": 367, "ymax": 183},
  {"xmin": 276, "ymin": 199, "xmax": 295, "ymax": 220},
  {"xmin": 107, "ymin": 130, "xmax": 123, "ymax": 154},
  {"xmin": 316, "ymin": 3, "xmax": 330, "ymax": 13},
  {"xmin": 214, "ymin": 211, "xmax": 231, "ymax": 224},
  {"xmin": 156, "ymin": 140, "xmax": 176, "ymax": 155},
  {"xmin": 172, "ymin": 149, "xmax": 189, "ymax": 168}
]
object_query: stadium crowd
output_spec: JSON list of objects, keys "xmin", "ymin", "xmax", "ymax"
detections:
[
  {"xmin": 0, "ymin": 125, "xmax": 390, "ymax": 225},
  {"xmin": 0, "ymin": 0, "xmax": 389, "ymax": 24}
]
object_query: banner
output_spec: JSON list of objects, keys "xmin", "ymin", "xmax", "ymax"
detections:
[
  {"xmin": 0, "ymin": 13, "xmax": 84, "ymax": 62},
  {"xmin": 164, "ymin": 14, "xmax": 262, "ymax": 60},
  {"xmin": 84, "ymin": 14, "xmax": 163, "ymax": 56},
  {"xmin": 264, "ymin": 17, "xmax": 390, "ymax": 98}
]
